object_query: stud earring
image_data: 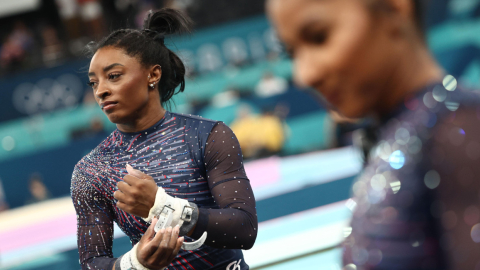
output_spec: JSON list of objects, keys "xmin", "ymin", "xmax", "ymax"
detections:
[{"xmin": 150, "ymin": 83, "xmax": 154, "ymax": 88}]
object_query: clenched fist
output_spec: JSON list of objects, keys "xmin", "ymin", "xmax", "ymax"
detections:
[{"xmin": 114, "ymin": 164, "xmax": 158, "ymax": 218}]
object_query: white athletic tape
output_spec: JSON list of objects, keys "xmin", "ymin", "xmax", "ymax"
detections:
[
  {"xmin": 120, "ymin": 244, "xmax": 151, "ymax": 270},
  {"xmin": 144, "ymin": 188, "xmax": 168, "ymax": 223},
  {"xmin": 145, "ymin": 187, "xmax": 207, "ymax": 251},
  {"xmin": 120, "ymin": 244, "xmax": 169, "ymax": 270},
  {"xmin": 154, "ymin": 205, "xmax": 174, "ymax": 232},
  {"xmin": 120, "ymin": 249, "xmax": 133, "ymax": 270},
  {"xmin": 130, "ymin": 244, "xmax": 151, "ymax": 270},
  {"xmin": 152, "ymin": 203, "xmax": 207, "ymax": 250}
]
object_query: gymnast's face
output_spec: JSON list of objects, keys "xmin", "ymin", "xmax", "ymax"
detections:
[
  {"xmin": 268, "ymin": 0, "xmax": 408, "ymax": 118},
  {"xmin": 88, "ymin": 47, "xmax": 154, "ymax": 125}
]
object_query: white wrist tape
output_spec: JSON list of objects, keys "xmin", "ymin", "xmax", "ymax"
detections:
[
  {"xmin": 143, "ymin": 188, "xmax": 207, "ymax": 250},
  {"xmin": 131, "ymin": 244, "xmax": 153, "ymax": 270},
  {"xmin": 143, "ymin": 188, "xmax": 168, "ymax": 223},
  {"xmin": 120, "ymin": 243, "xmax": 151, "ymax": 270},
  {"xmin": 143, "ymin": 188, "xmax": 192, "ymax": 229}
]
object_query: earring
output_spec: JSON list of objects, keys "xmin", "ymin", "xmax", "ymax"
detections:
[{"xmin": 150, "ymin": 83, "xmax": 154, "ymax": 88}]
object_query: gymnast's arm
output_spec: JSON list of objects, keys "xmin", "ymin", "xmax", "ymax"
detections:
[
  {"xmin": 71, "ymin": 162, "xmax": 117, "ymax": 270},
  {"xmin": 343, "ymin": 107, "xmax": 480, "ymax": 268},
  {"xmin": 73, "ymin": 162, "xmax": 185, "ymax": 270},
  {"xmin": 428, "ymin": 107, "xmax": 480, "ymax": 269},
  {"xmin": 189, "ymin": 122, "xmax": 258, "ymax": 249}
]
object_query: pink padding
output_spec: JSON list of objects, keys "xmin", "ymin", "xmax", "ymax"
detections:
[
  {"xmin": 244, "ymin": 156, "xmax": 281, "ymax": 189},
  {"xmin": 0, "ymin": 213, "xmax": 77, "ymax": 252}
]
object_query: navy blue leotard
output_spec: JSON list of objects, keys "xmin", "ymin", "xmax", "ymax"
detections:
[
  {"xmin": 343, "ymin": 83, "xmax": 480, "ymax": 269},
  {"xmin": 71, "ymin": 111, "xmax": 257, "ymax": 270}
]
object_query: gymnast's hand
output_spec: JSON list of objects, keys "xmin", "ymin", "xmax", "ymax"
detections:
[
  {"xmin": 137, "ymin": 217, "xmax": 184, "ymax": 270},
  {"xmin": 114, "ymin": 164, "xmax": 158, "ymax": 218}
]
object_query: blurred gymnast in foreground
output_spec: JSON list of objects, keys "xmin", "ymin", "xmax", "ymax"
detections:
[
  {"xmin": 268, "ymin": 0, "xmax": 480, "ymax": 269},
  {"xmin": 71, "ymin": 8, "xmax": 257, "ymax": 270}
]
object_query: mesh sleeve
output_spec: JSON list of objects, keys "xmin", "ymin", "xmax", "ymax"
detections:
[
  {"xmin": 191, "ymin": 122, "xmax": 258, "ymax": 249},
  {"xmin": 428, "ymin": 108, "xmax": 480, "ymax": 269},
  {"xmin": 71, "ymin": 162, "xmax": 117, "ymax": 269},
  {"xmin": 343, "ymin": 107, "xmax": 480, "ymax": 269}
]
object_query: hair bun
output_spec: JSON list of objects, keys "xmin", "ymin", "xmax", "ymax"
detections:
[
  {"xmin": 142, "ymin": 29, "xmax": 165, "ymax": 44},
  {"xmin": 143, "ymin": 8, "xmax": 192, "ymax": 37}
]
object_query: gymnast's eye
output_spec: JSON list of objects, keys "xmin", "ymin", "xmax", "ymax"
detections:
[
  {"xmin": 87, "ymin": 81, "xmax": 98, "ymax": 89},
  {"xmin": 304, "ymin": 28, "xmax": 328, "ymax": 45},
  {"xmin": 300, "ymin": 20, "xmax": 329, "ymax": 46},
  {"xmin": 108, "ymin": 73, "xmax": 122, "ymax": 80}
]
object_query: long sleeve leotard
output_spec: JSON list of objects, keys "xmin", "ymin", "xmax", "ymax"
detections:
[
  {"xmin": 343, "ymin": 83, "xmax": 480, "ymax": 269},
  {"xmin": 71, "ymin": 112, "xmax": 257, "ymax": 270}
]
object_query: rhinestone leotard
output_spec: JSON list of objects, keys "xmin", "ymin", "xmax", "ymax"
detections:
[
  {"xmin": 71, "ymin": 111, "xmax": 257, "ymax": 270},
  {"xmin": 344, "ymin": 83, "xmax": 480, "ymax": 269}
]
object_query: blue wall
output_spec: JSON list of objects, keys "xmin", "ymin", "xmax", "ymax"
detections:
[{"xmin": 0, "ymin": 133, "xmax": 107, "ymax": 208}]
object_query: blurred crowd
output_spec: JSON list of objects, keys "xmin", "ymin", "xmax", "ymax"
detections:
[
  {"xmin": 0, "ymin": 0, "xmax": 265, "ymax": 77},
  {"xmin": 0, "ymin": 0, "xmax": 160, "ymax": 75},
  {"xmin": 0, "ymin": 172, "xmax": 52, "ymax": 211}
]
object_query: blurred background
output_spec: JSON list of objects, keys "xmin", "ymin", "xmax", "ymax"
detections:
[{"xmin": 0, "ymin": 0, "xmax": 479, "ymax": 269}]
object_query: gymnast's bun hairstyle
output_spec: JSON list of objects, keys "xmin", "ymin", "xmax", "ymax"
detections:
[{"xmin": 86, "ymin": 8, "xmax": 193, "ymax": 105}]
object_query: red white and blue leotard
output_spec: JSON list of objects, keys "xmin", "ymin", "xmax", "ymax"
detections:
[{"xmin": 71, "ymin": 111, "xmax": 257, "ymax": 270}]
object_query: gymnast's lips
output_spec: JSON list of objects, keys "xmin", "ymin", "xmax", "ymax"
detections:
[{"xmin": 100, "ymin": 101, "xmax": 118, "ymax": 111}]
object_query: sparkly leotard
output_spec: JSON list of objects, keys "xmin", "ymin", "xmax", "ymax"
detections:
[
  {"xmin": 343, "ymin": 82, "xmax": 480, "ymax": 269},
  {"xmin": 71, "ymin": 111, "xmax": 257, "ymax": 270}
]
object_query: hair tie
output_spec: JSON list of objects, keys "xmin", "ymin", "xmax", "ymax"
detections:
[
  {"xmin": 142, "ymin": 29, "xmax": 165, "ymax": 45},
  {"xmin": 153, "ymin": 33, "xmax": 165, "ymax": 44}
]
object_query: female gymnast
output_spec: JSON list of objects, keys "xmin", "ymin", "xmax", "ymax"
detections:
[
  {"xmin": 71, "ymin": 8, "xmax": 257, "ymax": 270},
  {"xmin": 268, "ymin": 0, "xmax": 480, "ymax": 269}
]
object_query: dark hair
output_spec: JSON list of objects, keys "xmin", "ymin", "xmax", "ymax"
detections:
[
  {"xmin": 369, "ymin": 0, "xmax": 428, "ymax": 36},
  {"xmin": 86, "ymin": 8, "xmax": 192, "ymax": 105},
  {"xmin": 413, "ymin": 0, "xmax": 428, "ymax": 34}
]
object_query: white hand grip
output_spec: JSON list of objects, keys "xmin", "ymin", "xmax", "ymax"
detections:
[
  {"xmin": 152, "ymin": 204, "xmax": 206, "ymax": 251},
  {"xmin": 181, "ymin": 231, "xmax": 207, "ymax": 250},
  {"xmin": 154, "ymin": 206, "xmax": 174, "ymax": 232}
]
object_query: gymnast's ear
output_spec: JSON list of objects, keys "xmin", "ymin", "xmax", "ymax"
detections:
[{"xmin": 148, "ymin": 65, "xmax": 162, "ymax": 86}]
